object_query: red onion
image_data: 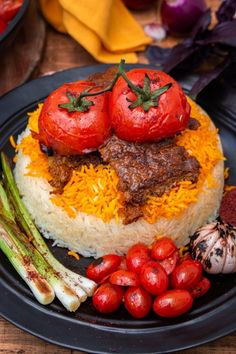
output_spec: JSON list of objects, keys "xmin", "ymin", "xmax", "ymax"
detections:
[{"xmin": 161, "ymin": 0, "xmax": 207, "ymax": 36}]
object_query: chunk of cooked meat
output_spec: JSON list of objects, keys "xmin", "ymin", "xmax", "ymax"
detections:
[
  {"xmin": 48, "ymin": 153, "xmax": 102, "ymax": 192},
  {"xmin": 187, "ymin": 117, "xmax": 201, "ymax": 130},
  {"xmin": 123, "ymin": 204, "xmax": 144, "ymax": 225},
  {"xmin": 100, "ymin": 135, "xmax": 201, "ymax": 205}
]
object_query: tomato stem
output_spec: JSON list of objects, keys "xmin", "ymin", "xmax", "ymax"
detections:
[
  {"xmin": 58, "ymin": 59, "xmax": 172, "ymax": 113},
  {"xmin": 58, "ymin": 61, "xmax": 126, "ymax": 113},
  {"xmin": 78, "ymin": 60, "xmax": 125, "ymax": 100},
  {"xmin": 117, "ymin": 62, "xmax": 172, "ymax": 112}
]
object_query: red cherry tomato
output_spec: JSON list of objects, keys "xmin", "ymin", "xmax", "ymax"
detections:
[
  {"xmin": 159, "ymin": 250, "xmax": 179, "ymax": 275},
  {"xmin": 153, "ymin": 289, "xmax": 193, "ymax": 318},
  {"xmin": 110, "ymin": 270, "xmax": 140, "ymax": 287},
  {"xmin": 124, "ymin": 286, "xmax": 152, "ymax": 318},
  {"xmin": 92, "ymin": 283, "xmax": 124, "ymax": 313},
  {"xmin": 191, "ymin": 277, "xmax": 211, "ymax": 299},
  {"xmin": 110, "ymin": 69, "xmax": 190, "ymax": 143},
  {"xmin": 140, "ymin": 261, "xmax": 169, "ymax": 295},
  {"xmin": 118, "ymin": 256, "xmax": 128, "ymax": 270},
  {"xmin": 38, "ymin": 81, "xmax": 111, "ymax": 155},
  {"xmin": 86, "ymin": 254, "xmax": 121, "ymax": 283},
  {"xmin": 178, "ymin": 253, "xmax": 192, "ymax": 264},
  {"xmin": 151, "ymin": 237, "xmax": 177, "ymax": 261},
  {"xmin": 126, "ymin": 243, "xmax": 150, "ymax": 274},
  {"xmin": 0, "ymin": 18, "xmax": 7, "ymax": 33},
  {"xmin": 171, "ymin": 260, "xmax": 202, "ymax": 291},
  {"xmin": 0, "ymin": 0, "xmax": 23, "ymax": 22}
]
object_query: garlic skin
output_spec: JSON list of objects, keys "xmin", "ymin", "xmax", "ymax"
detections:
[{"xmin": 190, "ymin": 220, "xmax": 236, "ymax": 274}]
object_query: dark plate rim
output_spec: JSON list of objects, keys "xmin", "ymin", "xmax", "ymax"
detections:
[
  {"xmin": 0, "ymin": 64, "xmax": 236, "ymax": 354},
  {"xmin": 0, "ymin": 0, "xmax": 30, "ymax": 43}
]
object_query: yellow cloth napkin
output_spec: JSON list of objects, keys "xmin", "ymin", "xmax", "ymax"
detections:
[{"xmin": 40, "ymin": 0, "xmax": 151, "ymax": 63}]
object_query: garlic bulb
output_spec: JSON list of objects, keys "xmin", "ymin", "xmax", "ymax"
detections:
[{"xmin": 190, "ymin": 220, "xmax": 236, "ymax": 274}]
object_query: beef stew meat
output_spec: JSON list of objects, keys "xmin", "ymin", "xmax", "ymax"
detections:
[
  {"xmin": 47, "ymin": 135, "xmax": 200, "ymax": 224},
  {"xmin": 100, "ymin": 135, "xmax": 201, "ymax": 221},
  {"xmin": 48, "ymin": 153, "xmax": 102, "ymax": 192}
]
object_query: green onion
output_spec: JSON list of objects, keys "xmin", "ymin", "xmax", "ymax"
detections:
[
  {"xmin": 1, "ymin": 152, "xmax": 96, "ymax": 297},
  {"xmin": 0, "ymin": 224, "xmax": 55, "ymax": 305},
  {"xmin": 0, "ymin": 214, "xmax": 82, "ymax": 312}
]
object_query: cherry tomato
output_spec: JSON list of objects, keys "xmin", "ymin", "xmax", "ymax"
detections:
[
  {"xmin": 159, "ymin": 250, "xmax": 179, "ymax": 275},
  {"xmin": 191, "ymin": 277, "xmax": 211, "ymax": 299},
  {"xmin": 124, "ymin": 286, "xmax": 152, "ymax": 318},
  {"xmin": 0, "ymin": 0, "xmax": 23, "ymax": 22},
  {"xmin": 126, "ymin": 243, "xmax": 150, "ymax": 274},
  {"xmin": 38, "ymin": 81, "xmax": 111, "ymax": 155},
  {"xmin": 178, "ymin": 253, "xmax": 192, "ymax": 264},
  {"xmin": 153, "ymin": 289, "xmax": 193, "ymax": 318},
  {"xmin": 86, "ymin": 254, "xmax": 121, "ymax": 283},
  {"xmin": 92, "ymin": 283, "xmax": 124, "ymax": 313},
  {"xmin": 171, "ymin": 260, "xmax": 202, "ymax": 291},
  {"xmin": 110, "ymin": 270, "xmax": 140, "ymax": 287},
  {"xmin": 140, "ymin": 261, "xmax": 169, "ymax": 295},
  {"xmin": 151, "ymin": 237, "xmax": 177, "ymax": 261},
  {"xmin": 110, "ymin": 69, "xmax": 190, "ymax": 143},
  {"xmin": 118, "ymin": 256, "xmax": 128, "ymax": 270},
  {"xmin": 0, "ymin": 18, "xmax": 7, "ymax": 33}
]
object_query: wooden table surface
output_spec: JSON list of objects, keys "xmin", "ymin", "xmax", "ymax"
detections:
[{"xmin": 1, "ymin": 1, "xmax": 236, "ymax": 353}]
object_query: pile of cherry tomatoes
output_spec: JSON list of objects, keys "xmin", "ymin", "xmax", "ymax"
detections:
[
  {"xmin": 86, "ymin": 237, "xmax": 211, "ymax": 319},
  {"xmin": 0, "ymin": 0, "xmax": 23, "ymax": 34}
]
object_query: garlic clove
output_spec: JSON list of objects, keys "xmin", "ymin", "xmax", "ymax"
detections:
[
  {"xmin": 204, "ymin": 236, "xmax": 227, "ymax": 274},
  {"xmin": 191, "ymin": 222, "xmax": 218, "ymax": 248},
  {"xmin": 191, "ymin": 228, "xmax": 220, "ymax": 265},
  {"xmin": 223, "ymin": 228, "xmax": 236, "ymax": 273}
]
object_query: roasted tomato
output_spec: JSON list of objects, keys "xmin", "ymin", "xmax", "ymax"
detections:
[
  {"xmin": 191, "ymin": 277, "xmax": 211, "ymax": 299},
  {"xmin": 92, "ymin": 283, "xmax": 124, "ymax": 313},
  {"xmin": 124, "ymin": 286, "xmax": 152, "ymax": 319},
  {"xmin": 126, "ymin": 243, "xmax": 150, "ymax": 274},
  {"xmin": 171, "ymin": 260, "xmax": 202, "ymax": 291},
  {"xmin": 38, "ymin": 81, "xmax": 111, "ymax": 155},
  {"xmin": 140, "ymin": 261, "xmax": 169, "ymax": 295},
  {"xmin": 153, "ymin": 289, "xmax": 193, "ymax": 318},
  {"xmin": 159, "ymin": 250, "xmax": 179, "ymax": 275},
  {"xmin": 109, "ymin": 68, "xmax": 190, "ymax": 143},
  {"xmin": 109, "ymin": 270, "xmax": 140, "ymax": 287},
  {"xmin": 0, "ymin": 0, "xmax": 23, "ymax": 22},
  {"xmin": 86, "ymin": 254, "xmax": 121, "ymax": 283},
  {"xmin": 151, "ymin": 237, "xmax": 177, "ymax": 261}
]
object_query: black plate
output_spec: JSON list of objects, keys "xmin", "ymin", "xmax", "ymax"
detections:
[
  {"xmin": 0, "ymin": 0, "xmax": 29, "ymax": 52},
  {"xmin": 0, "ymin": 65, "xmax": 236, "ymax": 354}
]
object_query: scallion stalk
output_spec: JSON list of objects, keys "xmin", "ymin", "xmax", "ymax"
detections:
[
  {"xmin": 0, "ymin": 214, "xmax": 82, "ymax": 311},
  {"xmin": 0, "ymin": 225, "xmax": 55, "ymax": 305},
  {"xmin": 1, "ymin": 153, "xmax": 96, "ymax": 298}
]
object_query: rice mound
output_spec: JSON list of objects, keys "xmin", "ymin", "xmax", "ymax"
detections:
[{"xmin": 14, "ymin": 125, "xmax": 224, "ymax": 259}]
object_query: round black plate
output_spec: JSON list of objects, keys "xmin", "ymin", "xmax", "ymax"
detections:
[{"xmin": 0, "ymin": 65, "xmax": 236, "ymax": 354}]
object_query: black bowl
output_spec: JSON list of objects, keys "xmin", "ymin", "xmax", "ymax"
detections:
[{"xmin": 0, "ymin": 0, "xmax": 30, "ymax": 52}]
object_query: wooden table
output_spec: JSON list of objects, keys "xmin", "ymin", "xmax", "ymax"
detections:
[{"xmin": 1, "ymin": 1, "xmax": 236, "ymax": 353}]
